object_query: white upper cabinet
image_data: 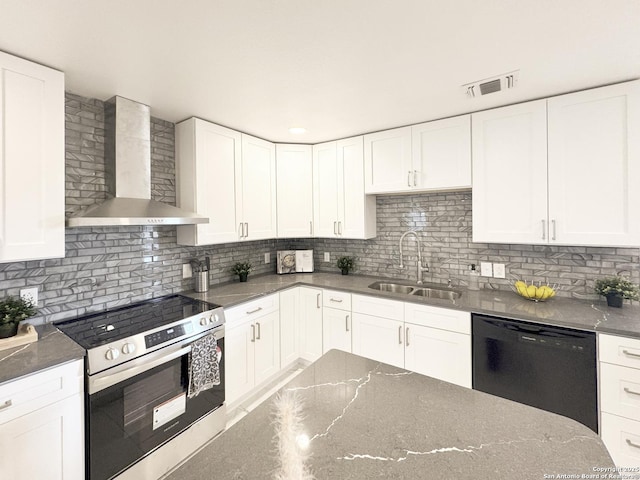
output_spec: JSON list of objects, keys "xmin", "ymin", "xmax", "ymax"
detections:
[
  {"xmin": 411, "ymin": 115, "xmax": 471, "ymax": 190},
  {"xmin": 176, "ymin": 119, "xmax": 241, "ymax": 246},
  {"xmin": 313, "ymin": 136, "xmax": 376, "ymax": 239},
  {"xmin": 472, "ymin": 100, "xmax": 548, "ymax": 244},
  {"xmin": 547, "ymin": 81, "xmax": 640, "ymax": 247},
  {"xmin": 364, "ymin": 116, "xmax": 471, "ymax": 194},
  {"xmin": 473, "ymin": 80, "xmax": 640, "ymax": 247},
  {"xmin": 276, "ymin": 144, "xmax": 313, "ymax": 238},
  {"xmin": 238, "ymin": 134, "xmax": 277, "ymax": 241},
  {"xmin": 0, "ymin": 51, "xmax": 64, "ymax": 263}
]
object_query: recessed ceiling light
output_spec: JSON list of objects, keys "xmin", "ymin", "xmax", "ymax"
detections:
[{"xmin": 289, "ymin": 127, "xmax": 307, "ymax": 134}]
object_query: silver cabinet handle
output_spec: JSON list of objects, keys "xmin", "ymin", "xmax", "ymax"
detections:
[
  {"xmin": 245, "ymin": 222, "xmax": 249, "ymax": 238},
  {"xmin": 330, "ymin": 298, "xmax": 343, "ymax": 303},
  {"xmin": 623, "ymin": 349, "xmax": 640, "ymax": 359},
  {"xmin": 251, "ymin": 324, "xmax": 256, "ymax": 342},
  {"xmin": 551, "ymin": 219, "xmax": 556, "ymax": 241},
  {"xmin": 240, "ymin": 223, "xmax": 244, "ymax": 238},
  {"xmin": 0, "ymin": 399, "xmax": 12, "ymax": 411},
  {"xmin": 316, "ymin": 293, "xmax": 321, "ymax": 309},
  {"xmin": 310, "ymin": 221, "xmax": 313, "ymax": 236},
  {"xmin": 338, "ymin": 221, "xmax": 342, "ymax": 235},
  {"xmin": 406, "ymin": 327, "xmax": 410, "ymax": 346},
  {"xmin": 256, "ymin": 322, "xmax": 261, "ymax": 340},
  {"xmin": 246, "ymin": 307, "xmax": 263, "ymax": 315},
  {"xmin": 626, "ymin": 439, "xmax": 640, "ymax": 450},
  {"xmin": 413, "ymin": 170, "xmax": 417, "ymax": 186},
  {"xmin": 334, "ymin": 221, "xmax": 337, "ymax": 235},
  {"xmin": 407, "ymin": 171, "xmax": 412, "ymax": 187},
  {"xmin": 345, "ymin": 314, "xmax": 350, "ymax": 332},
  {"xmin": 398, "ymin": 325, "xmax": 403, "ymax": 345},
  {"xmin": 541, "ymin": 219, "xmax": 546, "ymax": 240},
  {"xmin": 624, "ymin": 387, "xmax": 640, "ymax": 396}
]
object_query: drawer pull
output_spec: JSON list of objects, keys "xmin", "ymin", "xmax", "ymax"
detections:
[
  {"xmin": 330, "ymin": 298, "xmax": 343, "ymax": 303},
  {"xmin": 623, "ymin": 349, "xmax": 640, "ymax": 359},
  {"xmin": 246, "ymin": 307, "xmax": 263, "ymax": 315},
  {"xmin": 626, "ymin": 439, "xmax": 640, "ymax": 450},
  {"xmin": 624, "ymin": 387, "xmax": 640, "ymax": 396},
  {"xmin": 0, "ymin": 399, "xmax": 13, "ymax": 411}
]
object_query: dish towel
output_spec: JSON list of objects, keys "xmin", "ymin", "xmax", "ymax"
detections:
[{"xmin": 187, "ymin": 332, "xmax": 221, "ymax": 399}]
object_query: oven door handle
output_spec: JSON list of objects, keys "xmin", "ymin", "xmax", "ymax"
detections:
[{"xmin": 89, "ymin": 343, "xmax": 192, "ymax": 394}]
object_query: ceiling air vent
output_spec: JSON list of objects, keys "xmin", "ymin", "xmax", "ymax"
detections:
[{"xmin": 462, "ymin": 70, "xmax": 519, "ymax": 98}]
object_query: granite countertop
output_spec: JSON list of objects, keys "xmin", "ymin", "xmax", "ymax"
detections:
[
  {"xmin": 187, "ymin": 272, "xmax": 640, "ymax": 338},
  {"xmin": 167, "ymin": 350, "xmax": 613, "ymax": 480},
  {"xmin": 0, "ymin": 323, "xmax": 85, "ymax": 387}
]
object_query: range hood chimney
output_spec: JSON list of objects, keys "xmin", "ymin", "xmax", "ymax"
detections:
[{"xmin": 66, "ymin": 96, "xmax": 208, "ymax": 227}]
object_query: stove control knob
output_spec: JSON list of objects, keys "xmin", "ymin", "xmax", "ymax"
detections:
[
  {"xmin": 200, "ymin": 317, "xmax": 208, "ymax": 326},
  {"xmin": 213, "ymin": 313, "xmax": 220, "ymax": 323},
  {"xmin": 105, "ymin": 348, "xmax": 120, "ymax": 361},
  {"xmin": 122, "ymin": 343, "xmax": 136, "ymax": 355}
]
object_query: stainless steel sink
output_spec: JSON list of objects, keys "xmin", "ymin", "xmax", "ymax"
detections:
[{"xmin": 368, "ymin": 281, "xmax": 462, "ymax": 300}]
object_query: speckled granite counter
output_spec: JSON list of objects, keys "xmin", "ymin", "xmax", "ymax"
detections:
[
  {"xmin": 0, "ymin": 323, "xmax": 85, "ymax": 386},
  {"xmin": 186, "ymin": 272, "xmax": 640, "ymax": 338},
  {"xmin": 167, "ymin": 350, "xmax": 613, "ymax": 480}
]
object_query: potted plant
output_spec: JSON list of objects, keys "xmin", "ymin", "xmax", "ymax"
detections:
[
  {"xmin": 336, "ymin": 256, "xmax": 355, "ymax": 275},
  {"xmin": 0, "ymin": 296, "xmax": 37, "ymax": 339},
  {"xmin": 594, "ymin": 276, "xmax": 640, "ymax": 308},
  {"xmin": 231, "ymin": 261, "xmax": 253, "ymax": 282}
]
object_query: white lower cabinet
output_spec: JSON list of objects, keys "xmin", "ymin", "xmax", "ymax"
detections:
[
  {"xmin": 0, "ymin": 360, "xmax": 84, "ymax": 480},
  {"xmin": 225, "ymin": 295, "xmax": 280, "ymax": 406},
  {"xmin": 352, "ymin": 313, "xmax": 405, "ymax": 368},
  {"xmin": 599, "ymin": 333, "xmax": 640, "ymax": 467},
  {"xmin": 322, "ymin": 289, "xmax": 352, "ymax": 354},
  {"xmin": 279, "ymin": 288, "xmax": 300, "ymax": 369},
  {"xmin": 298, "ymin": 287, "xmax": 323, "ymax": 362}
]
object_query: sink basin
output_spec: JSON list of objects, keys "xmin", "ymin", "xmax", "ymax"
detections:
[
  {"xmin": 367, "ymin": 281, "xmax": 462, "ymax": 300},
  {"xmin": 411, "ymin": 288, "xmax": 462, "ymax": 300}
]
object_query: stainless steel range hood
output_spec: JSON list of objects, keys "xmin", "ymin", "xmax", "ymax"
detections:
[{"xmin": 66, "ymin": 96, "xmax": 208, "ymax": 227}]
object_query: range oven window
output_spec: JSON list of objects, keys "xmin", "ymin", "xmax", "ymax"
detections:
[{"xmin": 88, "ymin": 338, "xmax": 225, "ymax": 480}]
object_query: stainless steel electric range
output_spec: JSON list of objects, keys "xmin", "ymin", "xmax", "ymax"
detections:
[{"xmin": 55, "ymin": 294, "xmax": 226, "ymax": 480}]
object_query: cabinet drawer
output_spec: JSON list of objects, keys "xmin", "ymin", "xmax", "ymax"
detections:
[
  {"xmin": 0, "ymin": 360, "xmax": 83, "ymax": 425},
  {"xmin": 225, "ymin": 294, "xmax": 279, "ymax": 326},
  {"xmin": 601, "ymin": 412, "xmax": 640, "ymax": 468},
  {"xmin": 601, "ymin": 362, "xmax": 640, "ymax": 421},
  {"xmin": 404, "ymin": 303, "xmax": 470, "ymax": 334},
  {"xmin": 323, "ymin": 290, "xmax": 351, "ymax": 310},
  {"xmin": 352, "ymin": 294, "xmax": 404, "ymax": 321},
  {"xmin": 599, "ymin": 334, "xmax": 640, "ymax": 368}
]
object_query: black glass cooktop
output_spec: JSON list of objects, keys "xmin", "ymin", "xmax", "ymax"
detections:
[{"xmin": 54, "ymin": 295, "xmax": 220, "ymax": 349}]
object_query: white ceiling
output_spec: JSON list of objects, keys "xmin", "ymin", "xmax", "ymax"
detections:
[{"xmin": 0, "ymin": 0, "xmax": 638, "ymax": 143}]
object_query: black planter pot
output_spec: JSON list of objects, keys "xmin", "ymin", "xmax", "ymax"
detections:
[
  {"xmin": 0, "ymin": 322, "xmax": 19, "ymax": 339},
  {"xmin": 239, "ymin": 273, "xmax": 248, "ymax": 282},
  {"xmin": 341, "ymin": 269, "xmax": 349, "ymax": 275},
  {"xmin": 606, "ymin": 294, "xmax": 624, "ymax": 308}
]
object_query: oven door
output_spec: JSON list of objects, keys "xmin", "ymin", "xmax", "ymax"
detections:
[{"xmin": 87, "ymin": 328, "xmax": 225, "ymax": 480}]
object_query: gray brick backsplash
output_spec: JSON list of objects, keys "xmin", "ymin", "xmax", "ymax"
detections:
[{"xmin": 0, "ymin": 92, "xmax": 637, "ymax": 324}]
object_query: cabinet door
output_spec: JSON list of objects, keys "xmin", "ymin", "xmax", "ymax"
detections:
[
  {"xmin": 364, "ymin": 126, "xmax": 412, "ymax": 194},
  {"xmin": 298, "ymin": 287, "xmax": 323, "ymax": 362},
  {"xmin": 404, "ymin": 324, "xmax": 471, "ymax": 388},
  {"xmin": 547, "ymin": 80, "xmax": 640, "ymax": 247},
  {"xmin": 338, "ymin": 136, "xmax": 377, "ymax": 239},
  {"xmin": 312, "ymin": 142, "xmax": 339, "ymax": 237},
  {"xmin": 176, "ymin": 119, "xmax": 241, "ymax": 245},
  {"xmin": 0, "ymin": 52, "xmax": 64, "ymax": 262},
  {"xmin": 276, "ymin": 144, "xmax": 313, "ymax": 238},
  {"xmin": 253, "ymin": 310, "xmax": 281, "ymax": 384},
  {"xmin": 322, "ymin": 307, "xmax": 352, "ymax": 354},
  {"xmin": 279, "ymin": 289, "xmax": 299, "ymax": 369},
  {"xmin": 238, "ymin": 134, "xmax": 277, "ymax": 240},
  {"xmin": 0, "ymin": 394, "xmax": 84, "ymax": 480},
  {"xmin": 411, "ymin": 115, "xmax": 471, "ymax": 191},
  {"xmin": 225, "ymin": 321, "xmax": 255, "ymax": 406},
  {"xmin": 472, "ymin": 100, "xmax": 549, "ymax": 244},
  {"xmin": 351, "ymin": 313, "xmax": 404, "ymax": 368}
]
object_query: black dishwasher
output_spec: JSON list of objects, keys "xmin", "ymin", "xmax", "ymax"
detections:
[{"xmin": 472, "ymin": 314, "xmax": 598, "ymax": 432}]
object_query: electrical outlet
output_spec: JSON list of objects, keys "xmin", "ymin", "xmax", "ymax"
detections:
[
  {"xmin": 264, "ymin": 252, "xmax": 270, "ymax": 264},
  {"xmin": 324, "ymin": 252, "xmax": 330, "ymax": 262},
  {"xmin": 20, "ymin": 287, "xmax": 38, "ymax": 306},
  {"xmin": 182, "ymin": 264, "xmax": 192, "ymax": 279},
  {"xmin": 493, "ymin": 263, "xmax": 506, "ymax": 279},
  {"xmin": 480, "ymin": 262, "xmax": 493, "ymax": 277}
]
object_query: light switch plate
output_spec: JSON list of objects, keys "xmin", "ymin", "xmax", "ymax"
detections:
[
  {"xmin": 493, "ymin": 263, "xmax": 506, "ymax": 278},
  {"xmin": 324, "ymin": 252, "xmax": 330, "ymax": 262},
  {"xmin": 20, "ymin": 287, "xmax": 38, "ymax": 305},
  {"xmin": 480, "ymin": 262, "xmax": 493, "ymax": 277},
  {"xmin": 182, "ymin": 264, "xmax": 192, "ymax": 279}
]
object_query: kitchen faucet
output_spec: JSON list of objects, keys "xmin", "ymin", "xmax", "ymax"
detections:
[{"xmin": 398, "ymin": 230, "xmax": 429, "ymax": 285}]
